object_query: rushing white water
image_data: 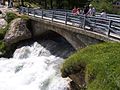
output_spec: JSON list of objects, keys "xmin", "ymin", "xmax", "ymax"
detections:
[{"xmin": 0, "ymin": 41, "xmax": 72, "ymax": 90}]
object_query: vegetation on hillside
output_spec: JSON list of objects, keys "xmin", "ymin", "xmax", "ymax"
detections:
[
  {"xmin": 61, "ymin": 42, "xmax": 120, "ymax": 90},
  {"xmin": 91, "ymin": 0, "xmax": 120, "ymax": 14},
  {"xmin": 16, "ymin": 0, "xmax": 89, "ymax": 9}
]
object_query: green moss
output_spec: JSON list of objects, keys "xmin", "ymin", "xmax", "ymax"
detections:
[
  {"xmin": 0, "ymin": 28, "xmax": 6, "ymax": 39},
  {"xmin": 0, "ymin": 41, "xmax": 6, "ymax": 54},
  {"xmin": 61, "ymin": 42, "xmax": 120, "ymax": 90},
  {"xmin": 19, "ymin": 15, "xmax": 31, "ymax": 31},
  {"xmin": 19, "ymin": 15, "xmax": 29, "ymax": 21},
  {"xmin": 5, "ymin": 12, "xmax": 18, "ymax": 23},
  {"xmin": 0, "ymin": 24, "xmax": 9, "ymax": 39}
]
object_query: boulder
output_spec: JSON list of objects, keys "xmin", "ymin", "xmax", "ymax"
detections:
[
  {"xmin": 0, "ymin": 18, "xmax": 7, "ymax": 29},
  {"xmin": 69, "ymin": 72, "xmax": 86, "ymax": 90},
  {"xmin": 4, "ymin": 18, "xmax": 31, "ymax": 45}
]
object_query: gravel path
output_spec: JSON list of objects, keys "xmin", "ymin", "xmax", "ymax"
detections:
[{"xmin": 0, "ymin": 5, "xmax": 17, "ymax": 14}]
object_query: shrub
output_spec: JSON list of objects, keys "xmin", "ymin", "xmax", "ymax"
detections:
[
  {"xmin": 61, "ymin": 42, "xmax": 120, "ymax": 90},
  {"xmin": 5, "ymin": 12, "xmax": 18, "ymax": 23}
]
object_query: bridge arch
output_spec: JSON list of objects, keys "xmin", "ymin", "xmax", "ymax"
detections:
[
  {"xmin": 38, "ymin": 30, "xmax": 86, "ymax": 50},
  {"xmin": 30, "ymin": 18, "xmax": 102, "ymax": 50}
]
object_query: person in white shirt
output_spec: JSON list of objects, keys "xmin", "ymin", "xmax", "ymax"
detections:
[{"xmin": 100, "ymin": 9, "xmax": 107, "ymax": 18}]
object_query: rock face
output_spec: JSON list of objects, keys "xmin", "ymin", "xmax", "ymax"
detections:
[
  {"xmin": 4, "ymin": 18, "xmax": 31, "ymax": 45},
  {"xmin": 63, "ymin": 67, "xmax": 86, "ymax": 90},
  {"xmin": 69, "ymin": 72, "xmax": 86, "ymax": 90}
]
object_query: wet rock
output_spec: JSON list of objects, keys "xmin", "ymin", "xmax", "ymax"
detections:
[{"xmin": 4, "ymin": 18, "xmax": 31, "ymax": 45}]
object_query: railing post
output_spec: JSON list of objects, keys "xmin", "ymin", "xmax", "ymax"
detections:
[
  {"xmin": 52, "ymin": 11, "xmax": 54, "ymax": 22},
  {"xmin": 83, "ymin": 15, "xmax": 86, "ymax": 29},
  {"xmin": 108, "ymin": 20, "xmax": 112, "ymax": 36},
  {"xmin": 41, "ymin": 10, "xmax": 43, "ymax": 19},
  {"xmin": 79, "ymin": 16, "xmax": 82, "ymax": 28},
  {"xmin": 19, "ymin": 6, "xmax": 21, "ymax": 14},
  {"xmin": 65, "ymin": 12, "xmax": 68, "ymax": 25},
  {"xmin": 23, "ymin": 7, "xmax": 25, "ymax": 14},
  {"xmin": 33, "ymin": 9, "xmax": 35, "ymax": 17}
]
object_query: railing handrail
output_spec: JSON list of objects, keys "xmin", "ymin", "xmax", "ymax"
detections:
[
  {"xmin": 19, "ymin": 6, "xmax": 120, "ymax": 40},
  {"xmin": 20, "ymin": 6, "xmax": 120, "ymax": 19}
]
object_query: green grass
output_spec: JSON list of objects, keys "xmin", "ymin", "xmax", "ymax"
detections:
[{"xmin": 61, "ymin": 42, "xmax": 120, "ymax": 90}]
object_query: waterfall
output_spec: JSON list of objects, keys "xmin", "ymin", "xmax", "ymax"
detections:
[{"xmin": 0, "ymin": 40, "xmax": 74, "ymax": 90}]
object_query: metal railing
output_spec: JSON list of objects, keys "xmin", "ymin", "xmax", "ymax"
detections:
[{"xmin": 19, "ymin": 6, "xmax": 120, "ymax": 40}]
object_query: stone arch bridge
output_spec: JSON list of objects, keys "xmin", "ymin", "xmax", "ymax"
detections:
[
  {"xmin": 19, "ymin": 7, "xmax": 120, "ymax": 50},
  {"xmin": 30, "ymin": 17, "xmax": 119, "ymax": 50}
]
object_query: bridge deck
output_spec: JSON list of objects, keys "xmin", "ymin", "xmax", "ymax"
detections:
[{"xmin": 19, "ymin": 7, "xmax": 120, "ymax": 41}]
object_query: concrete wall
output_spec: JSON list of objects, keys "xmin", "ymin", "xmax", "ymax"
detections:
[{"xmin": 30, "ymin": 17, "xmax": 119, "ymax": 50}]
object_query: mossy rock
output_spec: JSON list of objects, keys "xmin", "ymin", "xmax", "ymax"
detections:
[
  {"xmin": 20, "ymin": 15, "xmax": 29, "ymax": 21},
  {"xmin": 61, "ymin": 42, "xmax": 120, "ymax": 90}
]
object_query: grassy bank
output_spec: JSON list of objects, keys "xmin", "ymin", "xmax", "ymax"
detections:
[{"xmin": 61, "ymin": 42, "xmax": 120, "ymax": 90}]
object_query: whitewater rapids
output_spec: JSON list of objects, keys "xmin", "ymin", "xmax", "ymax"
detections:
[{"xmin": 0, "ymin": 41, "xmax": 74, "ymax": 90}]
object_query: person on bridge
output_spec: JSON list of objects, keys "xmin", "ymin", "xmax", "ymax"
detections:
[
  {"xmin": 83, "ymin": 5, "xmax": 89, "ymax": 16},
  {"xmin": 86, "ymin": 4, "xmax": 96, "ymax": 16},
  {"xmin": 76, "ymin": 8, "xmax": 81, "ymax": 15},
  {"xmin": 100, "ymin": 9, "xmax": 107, "ymax": 18},
  {"xmin": 72, "ymin": 6, "xmax": 77, "ymax": 15}
]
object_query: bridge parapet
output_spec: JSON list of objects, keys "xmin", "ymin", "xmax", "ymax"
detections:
[
  {"xmin": 19, "ymin": 7, "xmax": 120, "ymax": 49},
  {"xmin": 19, "ymin": 6, "xmax": 120, "ymax": 41},
  {"xmin": 30, "ymin": 16, "xmax": 120, "ymax": 49}
]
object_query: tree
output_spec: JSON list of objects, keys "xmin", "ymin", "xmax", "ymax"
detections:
[
  {"xmin": 44, "ymin": 0, "xmax": 47, "ymax": 9},
  {"xmin": 50, "ymin": 0, "xmax": 53, "ymax": 9},
  {"xmin": 91, "ymin": 0, "xmax": 113, "ymax": 13},
  {"xmin": 23, "ymin": 0, "xmax": 89, "ymax": 9}
]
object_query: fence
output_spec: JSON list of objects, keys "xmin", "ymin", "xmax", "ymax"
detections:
[{"xmin": 19, "ymin": 6, "xmax": 120, "ymax": 40}]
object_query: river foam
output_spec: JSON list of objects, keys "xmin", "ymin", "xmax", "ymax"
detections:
[{"xmin": 0, "ymin": 41, "xmax": 72, "ymax": 90}]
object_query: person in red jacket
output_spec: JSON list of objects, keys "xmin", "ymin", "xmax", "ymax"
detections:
[{"xmin": 72, "ymin": 6, "xmax": 77, "ymax": 15}]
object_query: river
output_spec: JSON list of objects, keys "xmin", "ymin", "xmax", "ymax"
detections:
[{"xmin": 0, "ymin": 39, "xmax": 74, "ymax": 90}]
